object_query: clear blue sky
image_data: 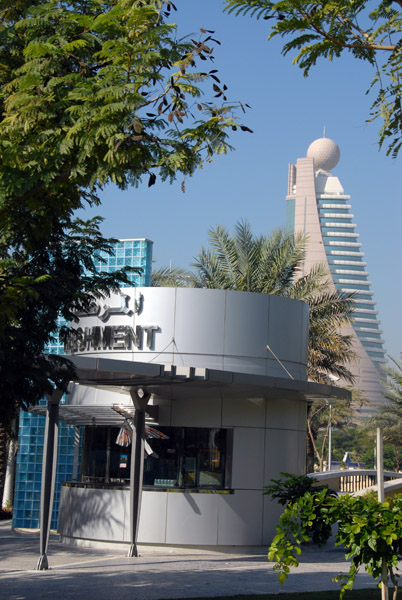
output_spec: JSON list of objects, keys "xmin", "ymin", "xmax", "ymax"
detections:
[{"xmin": 79, "ymin": 1, "xmax": 401, "ymax": 360}]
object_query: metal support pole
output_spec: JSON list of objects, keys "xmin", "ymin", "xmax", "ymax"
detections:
[
  {"xmin": 377, "ymin": 428, "xmax": 388, "ymax": 599},
  {"xmin": 328, "ymin": 404, "xmax": 332, "ymax": 472},
  {"xmin": 105, "ymin": 427, "xmax": 111, "ymax": 483},
  {"xmin": 37, "ymin": 389, "xmax": 63, "ymax": 570},
  {"xmin": 72, "ymin": 426, "xmax": 80, "ymax": 481},
  {"xmin": 128, "ymin": 388, "xmax": 150, "ymax": 558},
  {"xmin": 377, "ymin": 427, "xmax": 384, "ymax": 503}
]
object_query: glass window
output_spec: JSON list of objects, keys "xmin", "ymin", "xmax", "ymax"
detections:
[
  {"xmin": 356, "ymin": 331, "xmax": 382, "ymax": 340},
  {"xmin": 321, "ymin": 227, "xmax": 356, "ymax": 233},
  {"xmin": 362, "ymin": 342, "xmax": 385, "ymax": 349},
  {"xmin": 319, "ymin": 208, "xmax": 349, "ymax": 214},
  {"xmin": 335, "ymin": 283, "xmax": 371, "ymax": 291},
  {"xmin": 81, "ymin": 425, "xmax": 228, "ymax": 489},
  {"xmin": 325, "ymin": 246, "xmax": 363, "ymax": 254},
  {"xmin": 143, "ymin": 427, "xmax": 227, "ymax": 488},
  {"xmin": 332, "ymin": 274, "xmax": 368, "ymax": 281}
]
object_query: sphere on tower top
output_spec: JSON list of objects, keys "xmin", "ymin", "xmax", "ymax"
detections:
[{"xmin": 307, "ymin": 137, "xmax": 340, "ymax": 171}]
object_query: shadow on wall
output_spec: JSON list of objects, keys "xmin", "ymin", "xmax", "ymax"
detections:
[{"xmin": 58, "ymin": 486, "xmax": 128, "ymax": 542}]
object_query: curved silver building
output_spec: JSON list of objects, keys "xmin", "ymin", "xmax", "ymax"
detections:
[
  {"xmin": 286, "ymin": 136, "xmax": 386, "ymax": 412},
  {"xmin": 42, "ymin": 287, "xmax": 348, "ymax": 553}
]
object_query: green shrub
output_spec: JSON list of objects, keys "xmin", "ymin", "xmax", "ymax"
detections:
[
  {"xmin": 268, "ymin": 491, "xmax": 402, "ymax": 599},
  {"xmin": 264, "ymin": 472, "xmax": 337, "ymax": 545}
]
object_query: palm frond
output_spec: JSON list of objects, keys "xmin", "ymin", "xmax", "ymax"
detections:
[
  {"xmin": 208, "ymin": 225, "xmax": 240, "ymax": 288},
  {"xmin": 256, "ymin": 229, "xmax": 305, "ymax": 295},
  {"xmin": 234, "ymin": 219, "xmax": 260, "ymax": 291},
  {"xmin": 288, "ymin": 263, "xmax": 329, "ymax": 301},
  {"xmin": 309, "ymin": 291, "xmax": 355, "ymax": 329},
  {"xmin": 189, "ymin": 220, "xmax": 357, "ymax": 385},
  {"xmin": 151, "ymin": 266, "xmax": 196, "ymax": 288},
  {"xmin": 191, "ymin": 248, "xmax": 233, "ymax": 289},
  {"xmin": 381, "ymin": 356, "xmax": 402, "ymax": 406}
]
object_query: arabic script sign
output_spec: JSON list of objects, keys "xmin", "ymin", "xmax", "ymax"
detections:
[
  {"xmin": 64, "ymin": 292, "xmax": 160, "ymax": 354},
  {"xmin": 75, "ymin": 292, "xmax": 143, "ymax": 321}
]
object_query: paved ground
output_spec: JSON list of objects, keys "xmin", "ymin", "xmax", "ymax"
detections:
[{"xmin": 0, "ymin": 520, "xmax": 378, "ymax": 600}]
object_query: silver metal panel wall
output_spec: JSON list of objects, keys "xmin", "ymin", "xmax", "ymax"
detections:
[
  {"xmin": 59, "ymin": 395, "xmax": 307, "ymax": 548},
  {"xmin": 68, "ymin": 288, "xmax": 308, "ymax": 380}
]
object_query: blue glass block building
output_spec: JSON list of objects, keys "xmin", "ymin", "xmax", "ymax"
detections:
[
  {"xmin": 93, "ymin": 238, "xmax": 153, "ymax": 286},
  {"xmin": 13, "ymin": 238, "xmax": 153, "ymax": 529}
]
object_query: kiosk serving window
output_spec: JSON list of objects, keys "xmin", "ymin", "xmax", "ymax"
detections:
[
  {"xmin": 81, "ymin": 426, "xmax": 229, "ymax": 489},
  {"xmin": 143, "ymin": 427, "xmax": 227, "ymax": 488}
]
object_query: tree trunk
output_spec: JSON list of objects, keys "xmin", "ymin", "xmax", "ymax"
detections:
[
  {"xmin": 2, "ymin": 433, "xmax": 17, "ymax": 508},
  {"xmin": 390, "ymin": 567, "xmax": 398, "ymax": 600},
  {"xmin": 381, "ymin": 559, "xmax": 389, "ymax": 600},
  {"xmin": 0, "ymin": 425, "xmax": 7, "ymax": 508},
  {"xmin": 394, "ymin": 448, "xmax": 400, "ymax": 472},
  {"xmin": 306, "ymin": 431, "xmax": 315, "ymax": 474}
]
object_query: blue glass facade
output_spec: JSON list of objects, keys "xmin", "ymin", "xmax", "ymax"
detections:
[
  {"xmin": 318, "ymin": 198, "xmax": 387, "ymax": 369},
  {"xmin": 14, "ymin": 409, "xmax": 80, "ymax": 529},
  {"xmin": 93, "ymin": 238, "xmax": 153, "ymax": 287},
  {"xmin": 13, "ymin": 238, "xmax": 153, "ymax": 529}
]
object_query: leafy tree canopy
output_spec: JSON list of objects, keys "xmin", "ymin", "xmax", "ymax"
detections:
[
  {"xmin": 224, "ymin": 0, "xmax": 402, "ymax": 157},
  {"xmin": 0, "ymin": 217, "xmax": 137, "ymax": 427},
  {"xmin": 1, "ymin": 0, "xmax": 245, "ymax": 226},
  {"xmin": 0, "ymin": 0, "xmax": 248, "ymax": 300},
  {"xmin": 0, "ymin": 0, "xmax": 249, "ymax": 425}
]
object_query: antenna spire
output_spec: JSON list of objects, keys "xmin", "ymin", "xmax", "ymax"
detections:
[{"xmin": 323, "ymin": 125, "xmax": 326, "ymax": 138}]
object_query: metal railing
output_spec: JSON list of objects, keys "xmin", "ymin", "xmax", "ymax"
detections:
[
  {"xmin": 339, "ymin": 474, "xmax": 375, "ymax": 493},
  {"xmin": 309, "ymin": 469, "xmax": 402, "ymax": 494}
]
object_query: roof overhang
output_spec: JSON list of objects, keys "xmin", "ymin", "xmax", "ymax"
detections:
[
  {"xmin": 65, "ymin": 355, "xmax": 350, "ymax": 401},
  {"xmin": 30, "ymin": 355, "xmax": 350, "ymax": 426}
]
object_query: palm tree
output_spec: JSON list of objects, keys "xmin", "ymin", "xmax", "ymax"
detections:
[
  {"xmin": 305, "ymin": 292, "xmax": 355, "ymax": 384},
  {"xmin": 155, "ymin": 220, "xmax": 357, "ymax": 472},
  {"xmin": 151, "ymin": 266, "xmax": 196, "ymax": 288},
  {"xmin": 191, "ymin": 221, "xmax": 358, "ymax": 472},
  {"xmin": 192, "ymin": 222, "xmax": 312, "ymax": 294},
  {"xmin": 382, "ymin": 356, "xmax": 402, "ymax": 406},
  {"xmin": 366, "ymin": 357, "xmax": 402, "ymax": 470},
  {"xmin": 191, "ymin": 220, "xmax": 356, "ymax": 385}
]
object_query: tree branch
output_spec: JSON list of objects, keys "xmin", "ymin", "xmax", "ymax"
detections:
[
  {"xmin": 307, "ymin": 417, "xmax": 322, "ymax": 468},
  {"xmin": 297, "ymin": 5, "xmax": 396, "ymax": 52},
  {"xmin": 334, "ymin": 10, "xmax": 397, "ymax": 51}
]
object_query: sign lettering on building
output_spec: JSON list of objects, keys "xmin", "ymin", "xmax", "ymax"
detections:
[{"xmin": 64, "ymin": 293, "xmax": 159, "ymax": 354}]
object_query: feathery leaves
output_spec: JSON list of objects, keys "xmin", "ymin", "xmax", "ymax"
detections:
[
  {"xmin": 0, "ymin": 0, "xmax": 249, "ymax": 423},
  {"xmin": 224, "ymin": 0, "xmax": 402, "ymax": 157}
]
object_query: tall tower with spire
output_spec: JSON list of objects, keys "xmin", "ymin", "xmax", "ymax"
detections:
[{"xmin": 286, "ymin": 136, "xmax": 386, "ymax": 412}]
